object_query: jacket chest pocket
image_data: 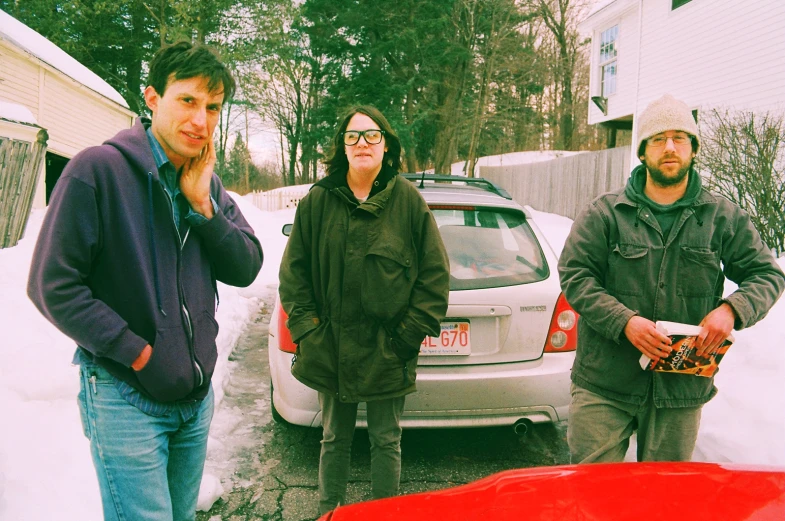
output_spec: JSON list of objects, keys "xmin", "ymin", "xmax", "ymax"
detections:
[
  {"xmin": 677, "ymin": 246, "xmax": 720, "ymax": 298},
  {"xmin": 607, "ymin": 244, "xmax": 649, "ymax": 296},
  {"xmin": 362, "ymin": 241, "xmax": 418, "ymax": 323}
]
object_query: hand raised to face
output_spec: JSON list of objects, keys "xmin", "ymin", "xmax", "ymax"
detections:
[{"xmin": 180, "ymin": 138, "xmax": 216, "ymax": 219}]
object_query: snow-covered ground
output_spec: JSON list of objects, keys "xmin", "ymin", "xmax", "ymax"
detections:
[{"xmin": 0, "ymin": 196, "xmax": 783, "ymax": 520}]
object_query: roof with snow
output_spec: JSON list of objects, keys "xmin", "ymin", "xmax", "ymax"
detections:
[
  {"xmin": 0, "ymin": 9, "xmax": 129, "ymax": 109},
  {"xmin": 586, "ymin": 0, "xmax": 617, "ymax": 19},
  {"xmin": 0, "ymin": 100, "xmax": 39, "ymax": 126}
]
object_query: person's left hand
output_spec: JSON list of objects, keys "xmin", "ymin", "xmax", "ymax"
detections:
[
  {"xmin": 180, "ymin": 138, "xmax": 216, "ymax": 218},
  {"xmin": 391, "ymin": 336, "xmax": 421, "ymax": 361},
  {"xmin": 695, "ymin": 303, "xmax": 736, "ymax": 356}
]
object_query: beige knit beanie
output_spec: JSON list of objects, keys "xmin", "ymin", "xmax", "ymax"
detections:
[{"xmin": 636, "ymin": 94, "xmax": 699, "ymax": 157}]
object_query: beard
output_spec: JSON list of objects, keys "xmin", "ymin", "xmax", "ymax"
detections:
[{"xmin": 644, "ymin": 155, "xmax": 691, "ymax": 187}]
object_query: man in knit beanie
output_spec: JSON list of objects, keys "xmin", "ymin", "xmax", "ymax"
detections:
[
  {"xmin": 635, "ymin": 94, "xmax": 700, "ymax": 192},
  {"xmin": 557, "ymin": 94, "xmax": 784, "ymax": 463}
]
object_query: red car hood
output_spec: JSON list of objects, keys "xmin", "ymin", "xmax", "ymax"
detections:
[{"xmin": 320, "ymin": 462, "xmax": 785, "ymax": 521}]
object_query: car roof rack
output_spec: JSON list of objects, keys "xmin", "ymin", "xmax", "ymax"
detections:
[{"xmin": 401, "ymin": 173, "xmax": 513, "ymax": 200}]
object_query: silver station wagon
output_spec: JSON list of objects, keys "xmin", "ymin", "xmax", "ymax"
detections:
[{"xmin": 268, "ymin": 174, "xmax": 577, "ymax": 433}]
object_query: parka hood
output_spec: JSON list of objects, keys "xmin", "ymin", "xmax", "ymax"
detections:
[
  {"xmin": 104, "ymin": 117, "xmax": 160, "ymax": 180},
  {"xmin": 625, "ymin": 162, "xmax": 702, "ymax": 210}
]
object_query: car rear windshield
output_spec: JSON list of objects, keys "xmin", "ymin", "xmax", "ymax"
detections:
[{"xmin": 431, "ymin": 207, "xmax": 549, "ymax": 291}]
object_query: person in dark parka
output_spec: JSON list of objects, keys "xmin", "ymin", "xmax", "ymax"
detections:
[{"xmin": 278, "ymin": 105, "xmax": 449, "ymax": 514}]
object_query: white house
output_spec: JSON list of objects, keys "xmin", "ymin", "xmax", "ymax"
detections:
[
  {"xmin": 580, "ymin": 0, "xmax": 785, "ymax": 151},
  {"xmin": 0, "ymin": 9, "xmax": 136, "ymax": 208}
]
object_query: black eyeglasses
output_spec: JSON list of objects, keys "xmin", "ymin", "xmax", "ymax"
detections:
[{"xmin": 343, "ymin": 129, "xmax": 385, "ymax": 146}]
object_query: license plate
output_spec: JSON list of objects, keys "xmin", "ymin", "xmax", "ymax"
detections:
[{"xmin": 420, "ymin": 320, "xmax": 471, "ymax": 356}]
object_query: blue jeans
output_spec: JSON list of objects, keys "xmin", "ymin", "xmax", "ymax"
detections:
[{"xmin": 78, "ymin": 360, "xmax": 214, "ymax": 521}]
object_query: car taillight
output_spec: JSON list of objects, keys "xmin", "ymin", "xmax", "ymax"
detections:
[
  {"xmin": 277, "ymin": 306, "xmax": 297, "ymax": 354},
  {"xmin": 544, "ymin": 293, "xmax": 578, "ymax": 353}
]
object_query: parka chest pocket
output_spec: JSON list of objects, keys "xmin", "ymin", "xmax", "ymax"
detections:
[
  {"xmin": 607, "ymin": 244, "xmax": 649, "ymax": 296},
  {"xmin": 677, "ymin": 246, "xmax": 720, "ymax": 298},
  {"xmin": 362, "ymin": 241, "xmax": 418, "ymax": 322}
]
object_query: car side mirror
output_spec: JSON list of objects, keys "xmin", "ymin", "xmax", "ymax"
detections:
[{"xmin": 282, "ymin": 224, "xmax": 293, "ymax": 237}]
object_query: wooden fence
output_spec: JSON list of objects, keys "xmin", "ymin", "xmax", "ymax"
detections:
[
  {"xmin": 480, "ymin": 145, "xmax": 632, "ymax": 219},
  {"xmin": 249, "ymin": 147, "xmax": 633, "ymax": 217},
  {"xmin": 249, "ymin": 184, "xmax": 312, "ymax": 212},
  {"xmin": 0, "ymin": 128, "xmax": 48, "ymax": 248}
]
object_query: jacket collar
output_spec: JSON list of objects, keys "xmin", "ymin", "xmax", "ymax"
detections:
[
  {"xmin": 316, "ymin": 166, "xmax": 399, "ymax": 216},
  {"xmin": 616, "ymin": 186, "xmax": 715, "ymax": 209},
  {"xmin": 357, "ymin": 175, "xmax": 397, "ymax": 216},
  {"xmin": 615, "ymin": 164, "xmax": 714, "ymax": 209}
]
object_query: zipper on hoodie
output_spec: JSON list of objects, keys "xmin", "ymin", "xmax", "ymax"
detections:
[
  {"xmin": 182, "ymin": 303, "xmax": 204, "ymax": 386},
  {"xmin": 160, "ymin": 188, "xmax": 187, "ymax": 249},
  {"xmin": 158, "ymin": 184, "xmax": 204, "ymax": 389}
]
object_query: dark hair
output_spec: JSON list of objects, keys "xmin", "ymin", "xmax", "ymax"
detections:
[
  {"xmin": 147, "ymin": 41, "xmax": 236, "ymax": 102},
  {"xmin": 323, "ymin": 105, "xmax": 402, "ymax": 176}
]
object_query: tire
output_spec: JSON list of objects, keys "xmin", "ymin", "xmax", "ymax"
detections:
[{"xmin": 270, "ymin": 379, "xmax": 287, "ymax": 424}]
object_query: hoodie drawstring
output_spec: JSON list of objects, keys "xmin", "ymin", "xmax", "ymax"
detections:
[
  {"xmin": 689, "ymin": 207, "xmax": 704, "ymax": 226},
  {"xmin": 147, "ymin": 173, "xmax": 167, "ymax": 316}
]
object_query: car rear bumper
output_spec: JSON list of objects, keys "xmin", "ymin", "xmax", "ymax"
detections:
[
  {"xmin": 269, "ymin": 347, "xmax": 573, "ymax": 428},
  {"xmin": 386, "ymin": 353, "xmax": 573, "ymax": 427}
]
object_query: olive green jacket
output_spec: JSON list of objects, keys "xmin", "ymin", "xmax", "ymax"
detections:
[
  {"xmin": 278, "ymin": 171, "xmax": 450, "ymax": 402},
  {"xmin": 558, "ymin": 166, "xmax": 785, "ymax": 408}
]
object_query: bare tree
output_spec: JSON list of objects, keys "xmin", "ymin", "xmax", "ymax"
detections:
[
  {"xmin": 253, "ymin": 64, "xmax": 307, "ymax": 186},
  {"xmin": 430, "ymin": 0, "xmax": 479, "ymax": 174},
  {"xmin": 537, "ymin": 0, "xmax": 589, "ymax": 151},
  {"xmin": 240, "ymin": 0, "xmax": 323, "ymax": 186},
  {"xmin": 699, "ymin": 108, "xmax": 785, "ymax": 255},
  {"xmin": 465, "ymin": 0, "xmax": 534, "ymax": 177}
]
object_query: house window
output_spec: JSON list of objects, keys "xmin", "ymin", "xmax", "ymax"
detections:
[
  {"xmin": 672, "ymin": 0, "xmax": 693, "ymax": 9},
  {"xmin": 599, "ymin": 25, "xmax": 618, "ymax": 97}
]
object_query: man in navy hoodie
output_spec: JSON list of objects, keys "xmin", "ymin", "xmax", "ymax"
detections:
[{"xmin": 27, "ymin": 41, "xmax": 263, "ymax": 520}]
